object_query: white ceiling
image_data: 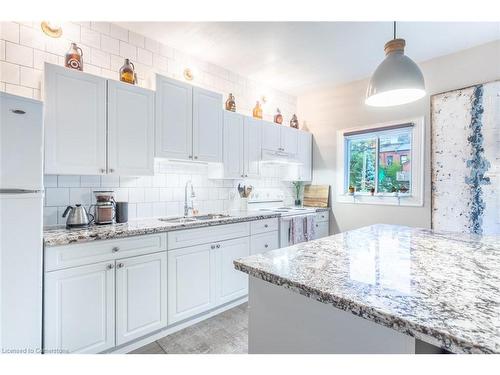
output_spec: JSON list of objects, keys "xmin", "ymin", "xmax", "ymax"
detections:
[{"xmin": 119, "ymin": 22, "xmax": 500, "ymax": 95}]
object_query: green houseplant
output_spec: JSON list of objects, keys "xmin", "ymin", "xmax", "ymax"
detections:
[{"xmin": 292, "ymin": 181, "xmax": 303, "ymax": 206}]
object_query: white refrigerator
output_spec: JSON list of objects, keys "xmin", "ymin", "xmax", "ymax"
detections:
[{"xmin": 0, "ymin": 92, "xmax": 43, "ymax": 353}]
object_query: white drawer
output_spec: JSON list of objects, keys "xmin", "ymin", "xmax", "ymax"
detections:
[
  {"xmin": 250, "ymin": 231, "xmax": 279, "ymax": 255},
  {"xmin": 45, "ymin": 233, "xmax": 167, "ymax": 272},
  {"xmin": 250, "ymin": 218, "xmax": 279, "ymax": 235},
  {"xmin": 315, "ymin": 211, "xmax": 329, "ymax": 223},
  {"xmin": 168, "ymin": 222, "xmax": 250, "ymax": 250}
]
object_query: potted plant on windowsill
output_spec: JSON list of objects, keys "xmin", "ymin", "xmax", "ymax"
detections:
[
  {"xmin": 292, "ymin": 181, "xmax": 303, "ymax": 206},
  {"xmin": 348, "ymin": 185, "xmax": 355, "ymax": 195}
]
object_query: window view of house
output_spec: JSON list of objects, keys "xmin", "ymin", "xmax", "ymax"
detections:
[{"xmin": 346, "ymin": 127, "xmax": 412, "ymax": 194}]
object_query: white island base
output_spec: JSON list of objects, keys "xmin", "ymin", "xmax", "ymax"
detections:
[{"xmin": 248, "ymin": 277, "xmax": 446, "ymax": 354}]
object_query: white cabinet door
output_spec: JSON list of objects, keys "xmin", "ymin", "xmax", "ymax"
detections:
[
  {"xmin": 297, "ymin": 130, "xmax": 312, "ymax": 181},
  {"xmin": 44, "ymin": 261, "xmax": 115, "ymax": 354},
  {"xmin": 215, "ymin": 237, "xmax": 250, "ymax": 305},
  {"xmin": 280, "ymin": 126, "xmax": 298, "ymax": 155},
  {"xmin": 223, "ymin": 111, "xmax": 244, "ymax": 179},
  {"xmin": 261, "ymin": 121, "xmax": 281, "ymax": 151},
  {"xmin": 167, "ymin": 244, "xmax": 215, "ymax": 324},
  {"xmin": 107, "ymin": 80, "xmax": 155, "ymax": 176},
  {"xmin": 192, "ymin": 87, "xmax": 223, "ymax": 162},
  {"xmin": 155, "ymin": 75, "xmax": 193, "ymax": 160},
  {"xmin": 115, "ymin": 252, "xmax": 167, "ymax": 345},
  {"xmin": 244, "ymin": 117, "xmax": 262, "ymax": 178},
  {"xmin": 314, "ymin": 221, "xmax": 329, "ymax": 239},
  {"xmin": 44, "ymin": 63, "xmax": 107, "ymax": 175}
]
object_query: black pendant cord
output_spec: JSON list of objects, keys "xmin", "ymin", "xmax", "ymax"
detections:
[{"xmin": 393, "ymin": 21, "xmax": 397, "ymax": 39}]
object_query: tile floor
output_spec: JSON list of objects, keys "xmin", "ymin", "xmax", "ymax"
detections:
[{"xmin": 129, "ymin": 303, "xmax": 248, "ymax": 354}]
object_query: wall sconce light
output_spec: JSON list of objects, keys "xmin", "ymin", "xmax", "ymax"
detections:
[
  {"xmin": 41, "ymin": 21, "xmax": 63, "ymax": 38},
  {"xmin": 183, "ymin": 68, "xmax": 194, "ymax": 81}
]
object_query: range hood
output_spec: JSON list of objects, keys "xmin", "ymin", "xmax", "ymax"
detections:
[{"xmin": 260, "ymin": 149, "xmax": 301, "ymax": 165}]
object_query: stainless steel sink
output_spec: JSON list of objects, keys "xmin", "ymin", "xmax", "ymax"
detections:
[{"xmin": 158, "ymin": 214, "xmax": 230, "ymax": 224}]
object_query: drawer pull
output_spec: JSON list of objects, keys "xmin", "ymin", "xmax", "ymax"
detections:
[
  {"xmin": 106, "ymin": 264, "xmax": 114, "ymax": 270},
  {"xmin": 264, "ymin": 244, "xmax": 268, "ymax": 248},
  {"xmin": 211, "ymin": 244, "xmax": 216, "ymax": 249},
  {"xmin": 117, "ymin": 263, "xmax": 124, "ymax": 269},
  {"xmin": 216, "ymin": 244, "xmax": 221, "ymax": 249},
  {"xmin": 112, "ymin": 247, "xmax": 120, "ymax": 253},
  {"xmin": 264, "ymin": 224, "xmax": 268, "ymax": 228}
]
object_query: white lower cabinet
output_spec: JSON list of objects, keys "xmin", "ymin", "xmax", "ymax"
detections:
[
  {"xmin": 44, "ymin": 261, "xmax": 115, "ymax": 354},
  {"xmin": 215, "ymin": 237, "xmax": 250, "ymax": 305},
  {"xmin": 115, "ymin": 252, "xmax": 167, "ymax": 346},
  {"xmin": 167, "ymin": 244, "xmax": 215, "ymax": 325},
  {"xmin": 315, "ymin": 221, "xmax": 330, "ymax": 239},
  {"xmin": 250, "ymin": 231, "xmax": 279, "ymax": 255}
]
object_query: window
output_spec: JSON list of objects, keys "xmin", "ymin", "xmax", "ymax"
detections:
[{"xmin": 337, "ymin": 118, "xmax": 424, "ymax": 206}]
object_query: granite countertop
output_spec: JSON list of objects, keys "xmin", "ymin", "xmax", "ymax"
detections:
[
  {"xmin": 234, "ymin": 224, "xmax": 500, "ymax": 354},
  {"xmin": 44, "ymin": 211, "xmax": 280, "ymax": 247}
]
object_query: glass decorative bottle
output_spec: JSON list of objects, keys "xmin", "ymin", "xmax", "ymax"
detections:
[
  {"xmin": 290, "ymin": 114, "xmax": 299, "ymax": 129},
  {"xmin": 119, "ymin": 59, "xmax": 136, "ymax": 84},
  {"xmin": 64, "ymin": 43, "xmax": 83, "ymax": 71},
  {"xmin": 225, "ymin": 93, "xmax": 236, "ymax": 112},
  {"xmin": 274, "ymin": 108, "xmax": 283, "ymax": 125},
  {"xmin": 252, "ymin": 101, "xmax": 263, "ymax": 119}
]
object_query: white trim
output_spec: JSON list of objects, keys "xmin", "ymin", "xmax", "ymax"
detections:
[
  {"xmin": 107, "ymin": 296, "xmax": 247, "ymax": 354},
  {"xmin": 336, "ymin": 117, "xmax": 425, "ymax": 207}
]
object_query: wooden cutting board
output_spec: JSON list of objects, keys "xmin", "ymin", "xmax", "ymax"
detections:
[{"xmin": 303, "ymin": 185, "xmax": 330, "ymax": 208}]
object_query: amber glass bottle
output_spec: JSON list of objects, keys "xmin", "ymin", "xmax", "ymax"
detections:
[
  {"xmin": 65, "ymin": 43, "xmax": 83, "ymax": 71},
  {"xmin": 119, "ymin": 59, "xmax": 135, "ymax": 84},
  {"xmin": 274, "ymin": 108, "xmax": 283, "ymax": 125},
  {"xmin": 252, "ymin": 101, "xmax": 263, "ymax": 119}
]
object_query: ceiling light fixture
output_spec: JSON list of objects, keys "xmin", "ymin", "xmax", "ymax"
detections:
[
  {"xmin": 41, "ymin": 21, "xmax": 63, "ymax": 38},
  {"xmin": 365, "ymin": 22, "xmax": 425, "ymax": 107}
]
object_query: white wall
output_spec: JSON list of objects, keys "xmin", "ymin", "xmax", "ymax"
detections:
[
  {"xmin": 0, "ymin": 21, "xmax": 298, "ymax": 226},
  {"xmin": 298, "ymin": 40, "xmax": 500, "ymax": 233}
]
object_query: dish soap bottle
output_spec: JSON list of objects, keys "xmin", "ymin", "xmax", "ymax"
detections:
[{"xmin": 119, "ymin": 59, "xmax": 136, "ymax": 84}]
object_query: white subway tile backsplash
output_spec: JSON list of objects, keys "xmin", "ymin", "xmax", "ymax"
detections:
[
  {"xmin": 144, "ymin": 187, "xmax": 160, "ymax": 202},
  {"xmin": 0, "ymin": 40, "xmax": 5, "ymax": 60},
  {"xmin": 101, "ymin": 35, "xmax": 119, "ymax": 55},
  {"xmin": 152, "ymin": 202, "xmax": 167, "ymax": 217},
  {"xmin": 136, "ymin": 202, "xmax": 152, "ymax": 218},
  {"xmin": 127, "ymin": 203, "xmax": 137, "ymax": 219},
  {"xmin": 20, "ymin": 25, "xmax": 45, "ymax": 50},
  {"xmin": 137, "ymin": 47, "xmax": 153, "ymax": 66},
  {"xmin": 43, "ymin": 175, "xmax": 58, "ymax": 188},
  {"xmin": 57, "ymin": 175, "xmax": 80, "ymax": 187},
  {"xmin": 81, "ymin": 27, "xmax": 101, "ymax": 49},
  {"xmin": 119, "ymin": 176, "xmax": 138, "ymax": 188},
  {"xmin": 129, "ymin": 188, "xmax": 145, "ymax": 203},
  {"xmin": 80, "ymin": 175, "xmax": 101, "ymax": 187},
  {"xmin": 90, "ymin": 48, "xmax": 110, "ymax": 69},
  {"xmin": 43, "ymin": 206, "xmax": 58, "ymax": 226},
  {"xmin": 128, "ymin": 32, "xmax": 145, "ymax": 48},
  {"xmin": 144, "ymin": 37, "xmax": 159, "ymax": 54},
  {"xmin": 6, "ymin": 42, "xmax": 33, "ymax": 67},
  {"xmin": 159, "ymin": 188, "xmax": 172, "ymax": 202},
  {"xmin": 45, "ymin": 188, "xmax": 70, "ymax": 206},
  {"xmin": 33, "ymin": 50, "xmax": 58, "ymax": 70},
  {"xmin": 1, "ymin": 22, "xmax": 19, "ymax": 43},
  {"xmin": 0, "ymin": 61, "xmax": 20, "ymax": 84},
  {"xmin": 20, "ymin": 66, "xmax": 41, "ymax": 88},
  {"xmin": 101, "ymin": 175, "xmax": 119, "ymax": 188},
  {"xmin": 5, "ymin": 83, "xmax": 32, "ymax": 97},
  {"xmin": 119, "ymin": 40, "xmax": 137, "ymax": 59},
  {"xmin": 69, "ymin": 187, "xmax": 92, "ymax": 205},
  {"xmin": 91, "ymin": 22, "xmax": 111, "ymax": 35},
  {"xmin": 114, "ymin": 188, "xmax": 129, "ymax": 202},
  {"xmin": 109, "ymin": 24, "xmax": 128, "ymax": 42}
]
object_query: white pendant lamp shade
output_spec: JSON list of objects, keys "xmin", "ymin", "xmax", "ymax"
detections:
[{"xmin": 366, "ymin": 38, "xmax": 425, "ymax": 107}]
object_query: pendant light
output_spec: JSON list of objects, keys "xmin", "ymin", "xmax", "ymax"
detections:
[{"xmin": 365, "ymin": 22, "xmax": 425, "ymax": 107}]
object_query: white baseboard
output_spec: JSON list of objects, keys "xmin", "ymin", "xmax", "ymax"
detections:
[{"xmin": 108, "ymin": 296, "xmax": 248, "ymax": 354}]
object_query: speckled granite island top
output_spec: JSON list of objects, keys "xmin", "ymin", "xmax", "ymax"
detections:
[
  {"xmin": 44, "ymin": 211, "xmax": 280, "ymax": 247},
  {"xmin": 234, "ymin": 224, "xmax": 500, "ymax": 354}
]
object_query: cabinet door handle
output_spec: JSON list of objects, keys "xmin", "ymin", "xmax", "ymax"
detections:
[
  {"xmin": 106, "ymin": 264, "xmax": 114, "ymax": 270},
  {"xmin": 100, "ymin": 168, "xmax": 106, "ymax": 173},
  {"xmin": 117, "ymin": 263, "xmax": 124, "ymax": 269},
  {"xmin": 194, "ymin": 156, "xmax": 198, "ymax": 160},
  {"xmin": 264, "ymin": 224, "xmax": 268, "ymax": 228},
  {"xmin": 188, "ymin": 155, "xmax": 193, "ymax": 159},
  {"xmin": 264, "ymin": 244, "xmax": 268, "ymax": 248},
  {"xmin": 112, "ymin": 246, "xmax": 119, "ymax": 252},
  {"xmin": 216, "ymin": 244, "xmax": 220, "ymax": 248},
  {"xmin": 109, "ymin": 168, "xmax": 115, "ymax": 173},
  {"xmin": 244, "ymin": 174, "xmax": 248, "ymax": 177},
  {"xmin": 11, "ymin": 109, "xmax": 26, "ymax": 115},
  {"xmin": 211, "ymin": 244, "xmax": 216, "ymax": 249}
]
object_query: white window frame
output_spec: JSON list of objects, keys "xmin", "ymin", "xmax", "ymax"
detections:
[{"xmin": 336, "ymin": 117, "xmax": 424, "ymax": 207}]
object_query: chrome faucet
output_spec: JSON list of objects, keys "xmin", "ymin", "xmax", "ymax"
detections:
[{"xmin": 184, "ymin": 180, "xmax": 196, "ymax": 217}]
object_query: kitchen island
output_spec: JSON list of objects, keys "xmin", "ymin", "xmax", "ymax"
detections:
[{"xmin": 234, "ymin": 224, "xmax": 500, "ymax": 354}]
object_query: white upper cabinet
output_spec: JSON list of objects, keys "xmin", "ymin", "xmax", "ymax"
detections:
[
  {"xmin": 107, "ymin": 81, "xmax": 155, "ymax": 176},
  {"xmin": 262, "ymin": 121, "xmax": 281, "ymax": 152},
  {"xmin": 44, "ymin": 63, "xmax": 107, "ymax": 175},
  {"xmin": 281, "ymin": 126, "xmax": 298, "ymax": 155},
  {"xmin": 155, "ymin": 75, "xmax": 223, "ymax": 163},
  {"xmin": 155, "ymin": 75, "xmax": 193, "ymax": 160},
  {"xmin": 297, "ymin": 130, "xmax": 313, "ymax": 181},
  {"xmin": 244, "ymin": 117, "xmax": 262, "ymax": 178},
  {"xmin": 261, "ymin": 120, "xmax": 298, "ymax": 155},
  {"xmin": 115, "ymin": 252, "xmax": 167, "ymax": 346},
  {"xmin": 223, "ymin": 111, "xmax": 244, "ymax": 179}
]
